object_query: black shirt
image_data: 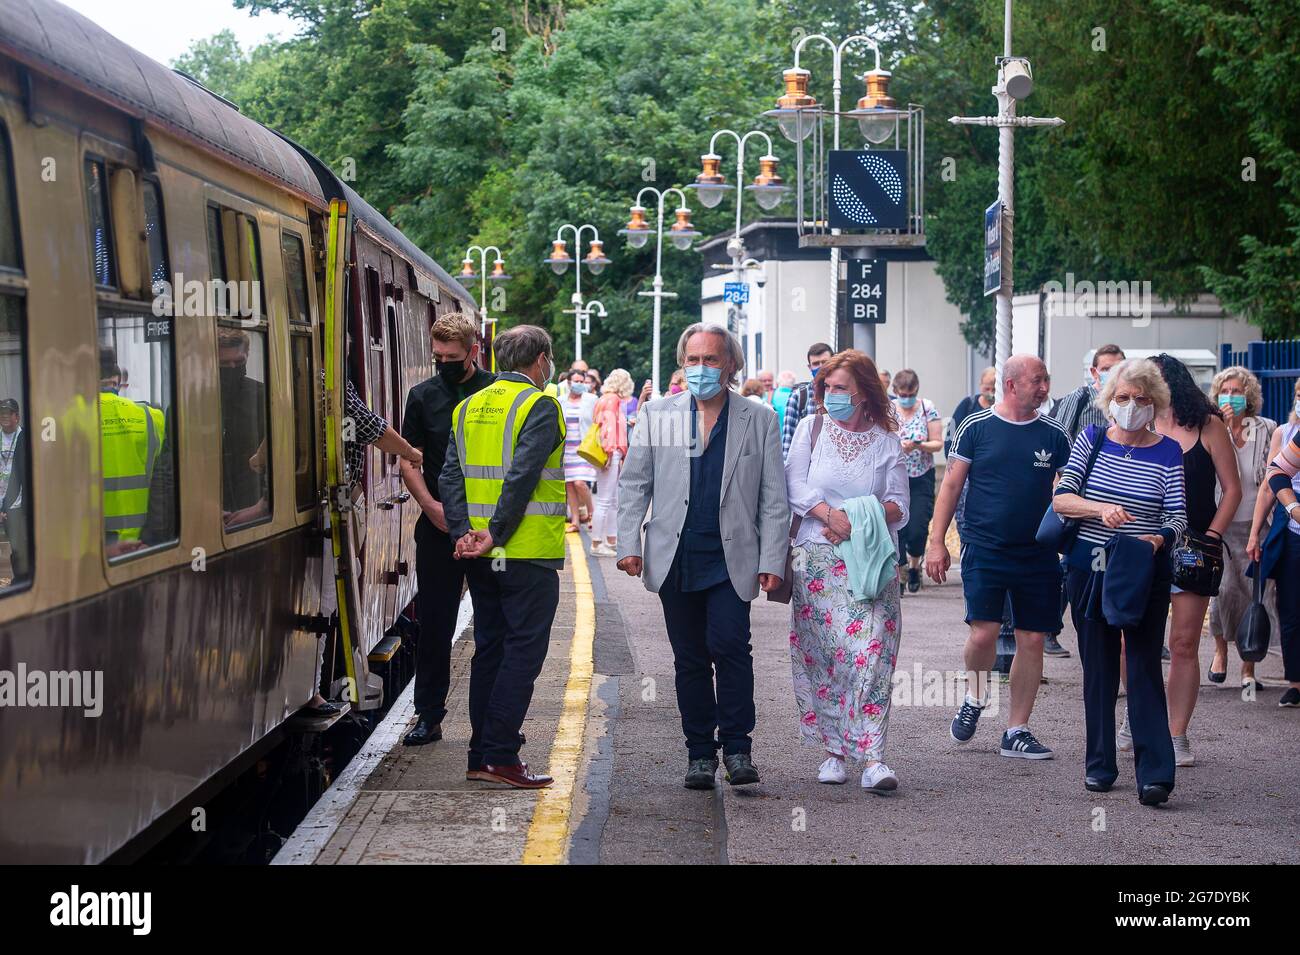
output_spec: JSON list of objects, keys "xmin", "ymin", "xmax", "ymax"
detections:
[
  {"xmin": 402, "ymin": 365, "xmax": 495, "ymax": 501},
  {"xmin": 671, "ymin": 397, "xmax": 729, "ymax": 592}
]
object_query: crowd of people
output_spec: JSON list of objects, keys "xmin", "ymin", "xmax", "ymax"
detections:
[{"xmin": 385, "ymin": 312, "xmax": 1298, "ymax": 801}]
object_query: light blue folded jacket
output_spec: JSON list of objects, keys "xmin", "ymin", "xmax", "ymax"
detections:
[{"xmin": 833, "ymin": 495, "xmax": 896, "ymax": 602}]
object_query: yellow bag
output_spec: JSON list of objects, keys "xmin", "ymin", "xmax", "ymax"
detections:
[{"xmin": 577, "ymin": 422, "xmax": 608, "ymax": 469}]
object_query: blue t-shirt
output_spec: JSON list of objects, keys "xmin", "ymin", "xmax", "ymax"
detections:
[{"xmin": 950, "ymin": 408, "xmax": 1072, "ymax": 561}]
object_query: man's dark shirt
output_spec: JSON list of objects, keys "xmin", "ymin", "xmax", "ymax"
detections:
[
  {"xmin": 670, "ymin": 397, "xmax": 729, "ymax": 592},
  {"xmin": 402, "ymin": 365, "xmax": 495, "ymax": 504}
]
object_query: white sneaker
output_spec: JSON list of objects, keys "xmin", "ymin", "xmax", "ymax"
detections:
[
  {"xmin": 1117, "ymin": 714, "xmax": 1133, "ymax": 753},
  {"xmin": 589, "ymin": 542, "xmax": 616, "ymax": 557},
  {"xmin": 817, "ymin": 756, "xmax": 846, "ymax": 784},
  {"xmin": 1172, "ymin": 734, "xmax": 1195, "ymax": 767},
  {"xmin": 861, "ymin": 762, "xmax": 898, "ymax": 793}
]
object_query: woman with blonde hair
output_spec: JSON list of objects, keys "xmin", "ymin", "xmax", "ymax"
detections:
[
  {"xmin": 590, "ymin": 368, "xmax": 631, "ymax": 556},
  {"xmin": 1052, "ymin": 358, "xmax": 1187, "ymax": 806},
  {"xmin": 1208, "ymin": 367, "xmax": 1279, "ymax": 691}
]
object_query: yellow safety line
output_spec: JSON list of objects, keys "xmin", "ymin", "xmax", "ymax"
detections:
[{"xmin": 521, "ymin": 530, "xmax": 595, "ymax": 864}]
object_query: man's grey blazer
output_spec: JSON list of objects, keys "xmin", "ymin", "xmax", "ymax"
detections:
[{"xmin": 616, "ymin": 389, "xmax": 791, "ymax": 601}]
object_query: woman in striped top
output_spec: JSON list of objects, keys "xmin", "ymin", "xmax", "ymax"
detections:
[{"xmin": 1052, "ymin": 358, "xmax": 1187, "ymax": 807}]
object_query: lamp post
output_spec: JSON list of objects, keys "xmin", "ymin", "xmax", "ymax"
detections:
[
  {"xmin": 543, "ymin": 223, "xmax": 610, "ymax": 364},
  {"xmin": 687, "ymin": 129, "xmax": 786, "ymax": 373},
  {"xmin": 765, "ymin": 33, "xmax": 905, "ymax": 355},
  {"xmin": 948, "ymin": 0, "xmax": 1064, "ymax": 400},
  {"xmin": 456, "ymin": 244, "xmax": 510, "ymax": 372},
  {"xmin": 617, "ymin": 187, "xmax": 700, "ymax": 396}
]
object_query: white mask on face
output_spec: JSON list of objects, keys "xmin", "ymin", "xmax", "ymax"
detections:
[{"xmin": 1110, "ymin": 399, "xmax": 1154, "ymax": 431}]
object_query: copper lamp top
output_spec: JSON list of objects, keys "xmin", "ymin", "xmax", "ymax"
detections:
[
  {"xmin": 753, "ymin": 156, "xmax": 783, "ymax": 188},
  {"xmin": 776, "ymin": 67, "xmax": 818, "ymax": 109},
  {"xmin": 857, "ymin": 68, "xmax": 897, "ymax": 111},
  {"xmin": 696, "ymin": 153, "xmax": 726, "ymax": 185}
]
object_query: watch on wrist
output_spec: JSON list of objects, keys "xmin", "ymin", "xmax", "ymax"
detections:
[{"xmin": 1287, "ymin": 501, "xmax": 1300, "ymax": 518}]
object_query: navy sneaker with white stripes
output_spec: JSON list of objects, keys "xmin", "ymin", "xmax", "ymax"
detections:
[
  {"xmin": 950, "ymin": 699, "xmax": 983, "ymax": 743},
  {"xmin": 999, "ymin": 728, "xmax": 1053, "ymax": 759}
]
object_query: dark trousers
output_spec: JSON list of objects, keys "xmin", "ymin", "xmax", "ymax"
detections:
[
  {"xmin": 658, "ymin": 576, "xmax": 754, "ymax": 760},
  {"xmin": 1277, "ymin": 530, "xmax": 1300, "ymax": 683},
  {"xmin": 464, "ymin": 558, "xmax": 559, "ymax": 768},
  {"xmin": 1066, "ymin": 565, "xmax": 1175, "ymax": 791},
  {"xmin": 897, "ymin": 471, "xmax": 935, "ymax": 563},
  {"xmin": 412, "ymin": 520, "xmax": 466, "ymax": 723}
]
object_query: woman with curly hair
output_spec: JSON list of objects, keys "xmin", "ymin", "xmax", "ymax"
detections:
[
  {"xmin": 1149, "ymin": 354, "xmax": 1241, "ymax": 768},
  {"xmin": 1207, "ymin": 367, "xmax": 1279, "ymax": 692}
]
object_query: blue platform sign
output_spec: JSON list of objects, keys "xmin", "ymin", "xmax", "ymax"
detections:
[
  {"xmin": 984, "ymin": 200, "xmax": 1003, "ymax": 297},
  {"xmin": 723, "ymin": 282, "xmax": 750, "ymax": 304}
]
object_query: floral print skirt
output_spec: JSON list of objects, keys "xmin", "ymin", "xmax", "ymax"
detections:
[{"xmin": 790, "ymin": 542, "xmax": 902, "ymax": 762}]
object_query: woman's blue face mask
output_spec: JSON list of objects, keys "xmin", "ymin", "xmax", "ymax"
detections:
[
  {"xmin": 896, "ymin": 395, "xmax": 917, "ymax": 409},
  {"xmin": 823, "ymin": 392, "xmax": 857, "ymax": 420}
]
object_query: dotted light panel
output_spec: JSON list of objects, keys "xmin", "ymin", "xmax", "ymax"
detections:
[{"xmin": 826, "ymin": 150, "xmax": 909, "ymax": 232}]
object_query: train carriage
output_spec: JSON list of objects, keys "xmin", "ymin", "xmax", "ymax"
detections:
[{"xmin": 0, "ymin": 0, "xmax": 474, "ymax": 863}]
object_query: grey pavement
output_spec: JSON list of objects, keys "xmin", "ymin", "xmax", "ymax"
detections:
[{"xmin": 581, "ymin": 552, "xmax": 1300, "ymax": 865}]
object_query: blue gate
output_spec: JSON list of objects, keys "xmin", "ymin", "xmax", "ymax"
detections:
[{"xmin": 1221, "ymin": 340, "xmax": 1300, "ymax": 426}]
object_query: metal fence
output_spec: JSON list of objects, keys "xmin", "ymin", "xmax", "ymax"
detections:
[{"xmin": 1220, "ymin": 340, "xmax": 1300, "ymax": 425}]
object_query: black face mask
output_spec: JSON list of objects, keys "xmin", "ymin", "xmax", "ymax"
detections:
[
  {"xmin": 219, "ymin": 364, "xmax": 247, "ymax": 391},
  {"xmin": 436, "ymin": 358, "xmax": 470, "ymax": 382}
]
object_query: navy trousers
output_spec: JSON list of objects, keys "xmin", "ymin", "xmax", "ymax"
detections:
[
  {"xmin": 412, "ymin": 520, "xmax": 464, "ymax": 723},
  {"xmin": 658, "ymin": 577, "xmax": 755, "ymax": 760},
  {"xmin": 464, "ymin": 558, "xmax": 559, "ymax": 768},
  {"xmin": 1066, "ymin": 565, "xmax": 1175, "ymax": 792},
  {"xmin": 1277, "ymin": 530, "xmax": 1300, "ymax": 684}
]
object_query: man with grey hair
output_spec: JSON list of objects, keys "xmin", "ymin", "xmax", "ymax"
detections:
[
  {"xmin": 617, "ymin": 322, "xmax": 790, "ymax": 790},
  {"xmin": 441, "ymin": 324, "xmax": 566, "ymax": 789},
  {"xmin": 925, "ymin": 354, "xmax": 1072, "ymax": 761}
]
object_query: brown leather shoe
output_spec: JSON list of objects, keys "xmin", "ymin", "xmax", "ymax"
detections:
[{"xmin": 468, "ymin": 762, "xmax": 553, "ymax": 789}]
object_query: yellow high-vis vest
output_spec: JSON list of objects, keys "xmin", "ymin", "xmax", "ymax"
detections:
[
  {"xmin": 454, "ymin": 377, "xmax": 566, "ymax": 559},
  {"xmin": 99, "ymin": 390, "xmax": 162, "ymax": 541}
]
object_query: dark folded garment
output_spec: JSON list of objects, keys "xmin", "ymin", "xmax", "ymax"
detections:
[{"xmin": 1101, "ymin": 534, "xmax": 1156, "ymax": 629}]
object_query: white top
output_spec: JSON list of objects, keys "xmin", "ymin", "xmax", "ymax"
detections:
[
  {"xmin": 564, "ymin": 391, "xmax": 598, "ymax": 435},
  {"xmin": 784, "ymin": 414, "xmax": 910, "ymax": 548},
  {"xmin": 1222, "ymin": 418, "xmax": 1275, "ymax": 523}
]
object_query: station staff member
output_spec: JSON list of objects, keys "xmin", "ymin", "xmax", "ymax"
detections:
[
  {"xmin": 99, "ymin": 345, "xmax": 164, "ymax": 558},
  {"xmin": 440, "ymin": 324, "xmax": 566, "ymax": 789},
  {"xmin": 399, "ymin": 312, "xmax": 495, "ymax": 746}
]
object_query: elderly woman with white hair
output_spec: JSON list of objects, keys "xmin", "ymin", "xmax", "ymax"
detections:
[
  {"xmin": 1052, "ymin": 358, "xmax": 1187, "ymax": 807},
  {"xmin": 589, "ymin": 368, "xmax": 632, "ymax": 557}
]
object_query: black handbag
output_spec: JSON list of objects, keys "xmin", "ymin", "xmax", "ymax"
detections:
[
  {"xmin": 1170, "ymin": 530, "xmax": 1225, "ymax": 597},
  {"xmin": 1036, "ymin": 425, "xmax": 1105, "ymax": 553},
  {"xmin": 1235, "ymin": 562, "xmax": 1271, "ymax": 663}
]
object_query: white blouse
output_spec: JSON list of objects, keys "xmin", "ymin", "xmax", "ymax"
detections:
[{"xmin": 784, "ymin": 413, "xmax": 910, "ymax": 547}]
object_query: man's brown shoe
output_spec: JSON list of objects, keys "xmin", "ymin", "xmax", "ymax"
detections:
[{"xmin": 468, "ymin": 762, "xmax": 553, "ymax": 789}]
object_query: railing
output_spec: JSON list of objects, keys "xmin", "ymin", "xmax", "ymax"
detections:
[{"xmin": 1220, "ymin": 340, "xmax": 1300, "ymax": 425}]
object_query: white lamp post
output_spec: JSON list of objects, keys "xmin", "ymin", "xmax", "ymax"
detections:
[
  {"xmin": 543, "ymin": 223, "xmax": 610, "ymax": 363},
  {"xmin": 456, "ymin": 244, "xmax": 510, "ymax": 371},
  {"xmin": 949, "ymin": 0, "xmax": 1064, "ymax": 399},
  {"xmin": 618, "ymin": 187, "xmax": 701, "ymax": 396},
  {"xmin": 687, "ymin": 129, "xmax": 786, "ymax": 372}
]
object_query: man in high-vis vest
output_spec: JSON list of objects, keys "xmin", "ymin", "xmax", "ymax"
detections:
[
  {"xmin": 99, "ymin": 346, "xmax": 164, "ymax": 558},
  {"xmin": 440, "ymin": 324, "xmax": 566, "ymax": 789}
]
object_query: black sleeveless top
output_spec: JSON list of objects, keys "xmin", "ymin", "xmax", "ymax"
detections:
[{"xmin": 1182, "ymin": 429, "xmax": 1217, "ymax": 534}]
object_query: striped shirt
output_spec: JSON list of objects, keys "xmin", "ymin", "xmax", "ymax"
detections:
[
  {"xmin": 1048, "ymin": 384, "xmax": 1110, "ymax": 443},
  {"xmin": 1055, "ymin": 424, "xmax": 1187, "ymax": 566}
]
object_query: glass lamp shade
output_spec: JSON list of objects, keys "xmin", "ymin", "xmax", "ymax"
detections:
[
  {"xmin": 746, "ymin": 184, "xmax": 786, "ymax": 211},
  {"xmin": 764, "ymin": 107, "xmax": 816, "ymax": 143},
  {"xmin": 765, "ymin": 69, "xmax": 818, "ymax": 142},
  {"xmin": 857, "ymin": 112, "xmax": 897, "ymax": 144},
  {"xmin": 688, "ymin": 152, "xmax": 731, "ymax": 208},
  {"xmin": 619, "ymin": 228, "xmax": 651, "ymax": 249},
  {"xmin": 745, "ymin": 155, "xmax": 785, "ymax": 211},
  {"xmin": 686, "ymin": 181, "xmax": 731, "ymax": 209},
  {"xmin": 583, "ymin": 239, "xmax": 611, "ymax": 275},
  {"xmin": 849, "ymin": 69, "xmax": 902, "ymax": 146},
  {"xmin": 668, "ymin": 208, "xmax": 700, "ymax": 250},
  {"xmin": 543, "ymin": 238, "xmax": 573, "ymax": 275}
]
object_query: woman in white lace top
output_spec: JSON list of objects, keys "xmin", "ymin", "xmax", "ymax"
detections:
[{"xmin": 784, "ymin": 350, "xmax": 910, "ymax": 793}]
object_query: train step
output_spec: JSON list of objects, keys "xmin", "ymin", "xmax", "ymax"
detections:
[
  {"xmin": 285, "ymin": 701, "xmax": 351, "ymax": 734},
  {"xmin": 368, "ymin": 633, "xmax": 402, "ymax": 663}
]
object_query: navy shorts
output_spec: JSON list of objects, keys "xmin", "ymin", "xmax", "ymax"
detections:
[{"xmin": 960, "ymin": 543, "xmax": 1063, "ymax": 633}]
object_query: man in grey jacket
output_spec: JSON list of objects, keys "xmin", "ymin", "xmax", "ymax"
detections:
[{"xmin": 616, "ymin": 323, "xmax": 791, "ymax": 790}]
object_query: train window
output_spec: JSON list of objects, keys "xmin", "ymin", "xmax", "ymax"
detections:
[
  {"xmin": 85, "ymin": 158, "xmax": 115, "ymax": 288},
  {"xmin": 206, "ymin": 206, "xmax": 225, "ymax": 281},
  {"xmin": 0, "ymin": 124, "xmax": 18, "ymax": 271},
  {"xmin": 238, "ymin": 215, "xmax": 267, "ymax": 320},
  {"xmin": 0, "ymin": 295, "xmax": 32, "ymax": 592},
  {"xmin": 282, "ymin": 232, "xmax": 311, "ymax": 325},
  {"xmin": 218, "ymin": 324, "xmax": 271, "ymax": 530},
  {"xmin": 290, "ymin": 333, "xmax": 316, "ymax": 510},
  {"xmin": 142, "ymin": 180, "xmax": 169, "ymax": 288},
  {"xmin": 98, "ymin": 307, "xmax": 179, "ymax": 561},
  {"xmin": 365, "ymin": 266, "xmax": 382, "ymax": 345}
]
